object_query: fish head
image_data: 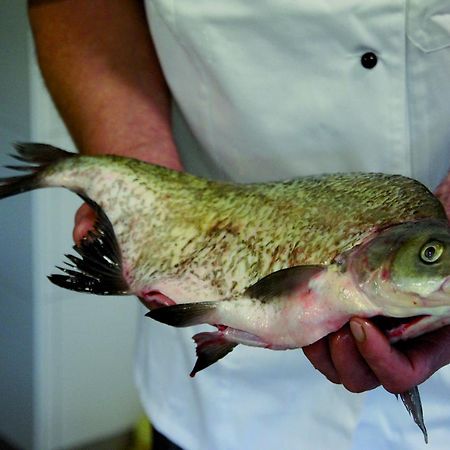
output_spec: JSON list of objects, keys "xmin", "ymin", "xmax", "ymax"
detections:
[
  {"xmin": 389, "ymin": 221, "xmax": 450, "ymax": 299},
  {"xmin": 346, "ymin": 219, "xmax": 450, "ymax": 340}
]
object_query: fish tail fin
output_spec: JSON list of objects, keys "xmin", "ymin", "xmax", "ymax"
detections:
[
  {"xmin": 0, "ymin": 143, "xmax": 74, "ymax": 199},
  {"xmin": 146, "ymin": 302, "xmax": 218, "ymax": 327},
  {"xmin": 190, "ymin": 332, "xmax": 237, "ymax": 377},
  {"xmin": 2, "ymin": 143, "xmax": 130, "ymax": 296},
  {"xmin": 48, "ymin": 196, "xmax": 130, "ymax": 295}
]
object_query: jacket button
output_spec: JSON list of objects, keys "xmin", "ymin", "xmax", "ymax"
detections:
[{"xmin": 361, "ymin": 52, "xmax": 378, "ymax": 69}]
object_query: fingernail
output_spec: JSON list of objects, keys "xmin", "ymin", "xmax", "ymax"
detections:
[{"xmin": 350, "ymin": 320, "xmax": 366, "ymax": 343}]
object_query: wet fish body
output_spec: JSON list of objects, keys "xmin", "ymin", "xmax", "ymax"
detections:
[{"xmin": 1, "ymin": 143, "xmax": 450, "ymax": 442}]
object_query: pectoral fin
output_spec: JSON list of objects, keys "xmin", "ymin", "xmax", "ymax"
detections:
[
  {"xmin": 245, "ymin": 265, "xmax": 325, "ymax": 301},
  {"xmin": 146, "ymin": 301, "xmax": 218, "ymax": 327},
  {"xmin": 397, "ymin": 386, "xmax": 428, "ymax": 443}
]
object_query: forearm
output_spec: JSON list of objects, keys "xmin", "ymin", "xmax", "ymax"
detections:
[{"xmin": 28, "ymin": 0, "xmax": 182, "ymax": 170}]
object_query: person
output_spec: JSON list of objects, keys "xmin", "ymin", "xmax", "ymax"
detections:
[{"xmin": 28, "ymin": 1, "xmax": 450, "ymax": 449}]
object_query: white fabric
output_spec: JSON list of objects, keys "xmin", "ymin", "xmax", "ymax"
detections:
[{"xmin": 135, "ymin": 1, "xmax": 450, "ymax": 449}]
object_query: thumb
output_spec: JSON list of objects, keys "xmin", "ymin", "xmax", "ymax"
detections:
[{"xmin": 349, "ymin": 318, "xmax": 418, "ymax": 393}]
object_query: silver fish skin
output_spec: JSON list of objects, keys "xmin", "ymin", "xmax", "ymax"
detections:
[
  {"xmin": 1, "ymin": 143, "xmax": 449, "ymax": 443},
  {"xmin": 149, "ymin": 220, "xmax": 450, "ymax": 347}
]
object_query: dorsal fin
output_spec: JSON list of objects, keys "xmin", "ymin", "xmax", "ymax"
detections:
[{"xmin": 245, "ymin": 265, "xmax": 325, "ymax": 301}]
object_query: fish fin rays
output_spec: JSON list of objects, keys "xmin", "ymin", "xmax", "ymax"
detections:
[
  {"xmin": 397, "ymin": 386, "xmax": 428, "ymax": 443},
  {"xmin": 146, "ymin": 301, "xmax": 218, "ymax": 327},
  {"xmin": 146, "ymin": 304, "xmax": 236, "ymax": 376},
  {"xmin": 245, "ymin": 265, "xmax": 325, "ymax": 301},
  {"xmin": 48, "ymin": 196, "xmax": 130, "ymax": 295},
  {"xmin": 0, "ymin": 143, "xmax": 74, "ymax": 199},
  {"xmin": 190, "ymin": 331, "xmax": 238, "ymax": 377},
  {"xmin": 1, "ymin": 144, "xmax": 130, "ymax": 295}
]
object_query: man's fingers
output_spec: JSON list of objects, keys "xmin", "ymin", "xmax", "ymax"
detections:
[
  {"xmin": 73, "ymin": 203, "xmax": 97, "ymax": 244},
  {"xmin": 328, "ymin": 325, "xmax": 379, "ymax": 393},
  {"xmin": 303, "ymin": 327, "xmax": 380, "ymax": 391},
  {"xmin": 302, "ymin": 337, "xmax": 341, "ymax": 384},
  {"xmin": 349, "ymin": 318, "xmax": 425, "ymax": 393},
  {"xmin": 401, "ymin": 325, "xmax": 450, "ymax": 382},
  {"xmin": 304, "ymin": 319, "xmax": 450, "ymax": 395}
]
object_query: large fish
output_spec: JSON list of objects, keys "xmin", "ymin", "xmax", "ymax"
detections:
[{"xmin": 1, "ymin": 143, "xmax": 450, "ymax": 442}]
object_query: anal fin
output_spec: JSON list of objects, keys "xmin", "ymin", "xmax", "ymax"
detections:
[{"xmin": 190, "ymin": 331, "xmax": 238, "ymax": 377}]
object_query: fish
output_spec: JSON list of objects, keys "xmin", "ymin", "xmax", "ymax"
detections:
[{"xmin": 1, "ymin": 143, "xmax": 449, "ymax": 443}]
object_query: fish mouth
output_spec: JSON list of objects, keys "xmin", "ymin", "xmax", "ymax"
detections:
[{"xmin": 371, "ymin": 315, "xmax": 429, "ymax": 341}]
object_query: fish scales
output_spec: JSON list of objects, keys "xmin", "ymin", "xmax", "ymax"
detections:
[{"xmin": 38, "ymin": 153, "xmax": 444, "ymax": 301}]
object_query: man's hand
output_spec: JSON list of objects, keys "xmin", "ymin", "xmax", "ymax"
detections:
[
  {"xmin": 303, "ymin": 170, "xmax": 450, "ymax": 393},
  {"xmin": 303, "ymin": 319, "xmax": 450, "ymax": 393}
]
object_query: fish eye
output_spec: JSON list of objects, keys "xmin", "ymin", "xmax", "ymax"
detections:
[{"xmin": 419, "ymin": 240, "xmax": 444, "ymax": 264}]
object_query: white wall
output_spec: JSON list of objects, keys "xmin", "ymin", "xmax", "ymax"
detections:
[
  {"xmin": 0, "ymin": 2, "xmax": 142, "ymax": 449},
  {"xmin": 0, "ymin": 2, "xmax": 33, "ymax": 449}
]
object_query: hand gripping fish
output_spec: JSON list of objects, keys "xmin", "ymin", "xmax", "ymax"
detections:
[{"xmin": 1, "ymin": 144, "xmax": 450, "ymax": 443}]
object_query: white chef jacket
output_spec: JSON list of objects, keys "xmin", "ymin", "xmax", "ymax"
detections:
[{"xmin": 135, "ymin": 1, "xmax": 450, "ymax": 449}]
